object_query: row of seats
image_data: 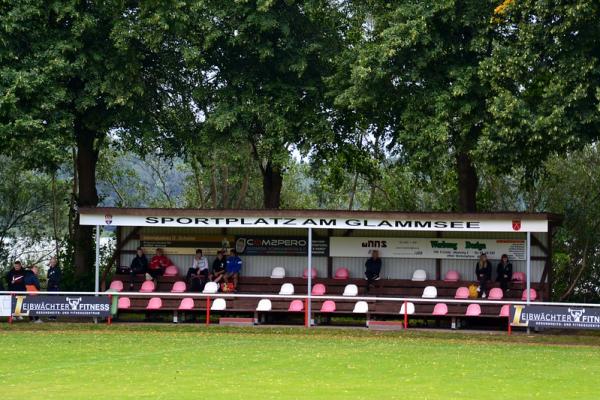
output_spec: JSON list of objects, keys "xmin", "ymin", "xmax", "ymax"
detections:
[
  {"xmin": 270, "ymin": 267, "xmax": 528, "ymax": 283},
  {"xmin": 118, "ymin": 297, "xmax": 511, "ymax": 317}
]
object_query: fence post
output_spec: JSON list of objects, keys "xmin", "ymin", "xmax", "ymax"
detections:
[
  {"xmin": 507, "ymin": 304, "xmax": 512, "ymax": 336},
  {"xmin": 304, "ymin": 298, "xmax": 309, "ymax": 328},
  {"xmin": 206, "ymin": 297, "xmax": 211, "ymax": 326},
  {"xmin": 107, "ymin": 294, "xmax": 112, "ymax": 325},
  {"xmin": 403, "ymin": 301, "xmax": 408, "ymax": 329},
  {"xmin": 8, "ymin": 293, "xmax": 13, "ymax": 324}
]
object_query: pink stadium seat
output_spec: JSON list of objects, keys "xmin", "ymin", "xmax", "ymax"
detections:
[
  {"xmin": 488, "ymin": 288, "xmax": 504, "ymax": 300},
  {"xmin": 303, "ymin": 268, "xmax": 317, "ymax": 279},
  {"xmin": 139, "ymin": 280, "xmax": 156, "ymax": 293},
  {"xmin": 432, "ymin": 303, "xmax": 448, "ymax": 316},
  {"xmin": 499, "ymin": 304, "xmax": 510, "ymax": 317},
  {"xmin": 117, "ymin": 297, "xmax": 131, "ymax": 309},
  {"xmin": 444, "ymin": 270, "xmax": 460, "ymax": 282},
  {"xmin": 455, "ymin": 287, "xmax": 469, "ymax": 299},
  {"xmin": 163, "ymin": 265, "xmax": 179, "ymax": 277},
  {"xmin": 465, "ymin": 304, "xmax": 481, "ymax": 316},
  {"xmin": 288, "ymin": 300, "xmax": 304, "ymax": 312},
  {"xmin": 512, "ymin": 272, "xmax": 526, "ymax": 282},
  {"xmin": 333, "ymin": 268, "xmax": 349, "ymax": 280},
  {"xmin": 311, "ymin": 283, "xmax": 326, "ymax": 296},
  {"xmin": 320, "ymin": 300, "xmax": 336, "ymax": 313},
  {"xmin": 521, "ymin": 288, "xmax": 538, "ymax": 301},
  {"xmin": 146, "ymin": 297, "xmax": 162, "ymax": 310},
  {"xmin": 171, "ymin": 281, "xmax": 186, "ymax": 293},
  {"xmin": 178, "ymin": 298, "xmax": 194, "ymax": 310},
  {"xmin": 109, "ymin": 280, "xmax": 124, "ymax": 292}
]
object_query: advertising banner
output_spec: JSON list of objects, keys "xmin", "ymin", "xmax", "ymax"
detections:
[
  {"xmin": 12, "ymin": 295, "xmax": 111, "ymax": 317},
  {"xmin": 0, "ymin": 295, "xmax": 12, "ymax": 317},
  {"xmin": 234, "ymin": 236, "xmax": 328, "ymax": 256},
  {"xmin": 510, "ymin": 305, "xmax": 600, "ymax": 330},
  {"xmin": 141, "ymin": 235, "xmax": 235, "ymax": 255},
  {"xmin": 329, "ymin": 237, "xmax": 526, "ymax": 260}
]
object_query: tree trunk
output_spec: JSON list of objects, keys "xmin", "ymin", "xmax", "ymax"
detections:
[
  {"xmin": 456, "ymin": 151, "xmax": 478, "ymax": 212},
  {"xmin": 73, "ymin": 125, "xmax": 100, "ymax": 287},
  {"xmin": 262, "ymin": 161, "xmax": 283, "ymax": 209}
]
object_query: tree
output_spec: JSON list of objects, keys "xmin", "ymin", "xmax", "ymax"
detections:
[
  {"xmin": 482, "ymin": 0, "xmax": 600, "ymax": 176},
  {"xmin": 0, "ymin": 1, "xmax": 189, "ymax": 287},
  {"xmin": 336, "ymin": 0, "xmax": 504, "ymax": 211},
  {"xmin": 183, "ymin": 0, "xmax": 344, "ymax": 209}
]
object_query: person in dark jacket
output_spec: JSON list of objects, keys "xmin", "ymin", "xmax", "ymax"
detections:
[
  {"xmin": 475, "ymin": 253, "xmax": 492, "ymax": 298},
  {"xmin": 496, "ymin": 254, "xmax": 513, "ymax": 293},
  {"xmin": 129, "ymin": 247, "xmax": 149, "ymax": 289},
  {"xmin": 365, "ymin": 250, "xmax": 383, "ymax": 288},
  {"xmin": 24, "ymin": 266, "xmax": 42, "ymax": 323},
  {"xmin": 210, "ymin": 250, "xmax": 227, "ymax": 284},
  {"xmin": 6, "ymin": 261, "xmax": 26, "ymax": 292},
  {"xmin": 47, "ymin": 257, "xmax": 62, "ymax": 292}
]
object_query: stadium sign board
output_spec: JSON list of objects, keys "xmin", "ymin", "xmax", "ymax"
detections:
[
  {"xmin": 330, "ymin": 237, "xmax": 526, "ymax": 260},
  {"xmin": 234, "ymin": 236, "xmax": 329, "ymax": 256},
  {"xmin": 0, "ymin": 295, "xmax": 11, "ymax": 317},
  {"xmin": 510, "ymin": 305, "xmax": 600, "ymax": 330},
  {"xmin": 12, "ymin": 295, "xmax": 111, "ymax": 317},
  {"xmin": 80, "ymin": 213, "xmax": 548, "ymax": 232}
]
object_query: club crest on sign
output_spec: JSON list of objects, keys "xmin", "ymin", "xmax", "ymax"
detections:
[
  {"xmin": 512, "ymin": 220, "xmax": 521, "ymax": 231},
  {"xmin": 105, "ymin": 214, "xmax": 113, "ymax": 225}
]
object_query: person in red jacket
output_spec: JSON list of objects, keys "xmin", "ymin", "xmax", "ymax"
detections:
[{"xmin": 148, "ymin": 248, "xmax": 171, "ymax": 279}]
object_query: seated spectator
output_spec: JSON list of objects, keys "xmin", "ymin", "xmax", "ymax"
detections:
[
  {"xmin": 186, "ymin": 249, "xmax": 208, "ymax": 283},
  {"xmin": 475, "ymin": 253, "xmax": 492, "ymax": 298},
  {"xmin": 496, "ymin": 254, "xmax": 513, "ymax": 293},
  {"xmin": 148, "ymin": 248, "xmax": 171, "ymax": 279},
  {"xmin": 224, "ymin": 249, "xmax": 242, "ymax": 290},
  {"xmin": 47, "ymin": 256, "xmax": 62, "ymax": 292},
  {"xmin": 364, "ymin": 250, "xmax": 382, "ymax": 288},
  {"xmin": 210, "ymin": 250, "xmax": 227, "ymax": 284},
  {"xmin": 129, "ymin": 247, "xmax": 148, "ymax": 289},
  {"xmin": 6, "ymin": 261, "xmax": 26, "ymax": 292}
]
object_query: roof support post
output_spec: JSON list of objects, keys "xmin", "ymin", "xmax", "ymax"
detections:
[{"xmin": 307, "ymin": 227, "xmax": 313, "ymax": 327}]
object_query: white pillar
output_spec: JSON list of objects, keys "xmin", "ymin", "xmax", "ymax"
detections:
[
  {"xmin": 526, "ymin": 231, "xmax": 531, "ymax": 304},
  {"xmin": 307, "ymin": 227, "xmax": 313, "ymax": 326},
  {"xmin": 95, "ymin": 225, "xmax": 101, "ymax": 295}
]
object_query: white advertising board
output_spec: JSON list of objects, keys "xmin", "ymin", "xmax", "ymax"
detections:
[
  {"xmin": 329, "ymin": 237, "xmax": 526, "ymax": 260},
  {"xmin": 0, "ymin": 295, "xmax": 12, "ymax": 317}
]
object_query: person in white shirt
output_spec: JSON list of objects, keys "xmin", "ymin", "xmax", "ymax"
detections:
[{"xmin": 187, "ymin": 249, "xmax": 209, "ymax": 290}]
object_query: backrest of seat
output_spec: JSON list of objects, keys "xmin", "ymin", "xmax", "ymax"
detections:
[
  {"xmin": 488, "ymin": 288, "xmax": 504, "ymax": 300},
  {"xmin": 465, "ymin": 304, "xmax": 481, "ymax": 316},
  {"xmin": 109, "ymin": 280, "xmax": 123, "ymax": 292},
  {"xmin": 311, "ymin": 283, "xmax": 326, "ymax": 296},
  {"xmin": 400, "ymin": 302, "xmax": 415, "ymax": 315},
  {"xmin": 512, "ymin": 272, "xmax": 526, "ymax": 282},
  {"xmin": 139, "ymin": 280, "xmax": 155, "ymax": 293},
  {"xmin": 422, "ymin": 286, "xmax": 437, "ymax": 298},
  {"xmin": 320, "ymin": 300, "xmax": 336, "ymax": 312},
  {"xmin": 164, "ymin": 265, "xmax": 179, "ymax": 276},
  {"xmin": 432, "ymin": 303, "xmax": 448, "ymax": 315},
  {"xmin": 117, "ymin": 297, "xmax": 131, "ymax": 309},
  {"xmin": 179, "ymin": 297, "xmax": 194, "ymax": 310},
  {"xmin": 353, "ymin": 301, "xmax": 368, "ymax": 313},
  {"xmin": 256, "ymin": 299, "xmax": 272, "ymax": 311},
  {"xmin": 343, "ymin": 284, "xmax": 358, "ymax": 296},
  {"xmin": 288, "ymin": 299, "xmax": 304, "ymax": 312},
  {"xmin": 270, "ymin": 267, "xmax": 285, "ymax": 279},
  {"xmin": 303, "ymin": 268, "xmax": 317, "ymax": 279},
  {"xmin": 333, "ymin": 268, "xmax": 349, "ymax": 280},
  {"xmin": 203, "ymin": 282, "xmax": 218, "ymax": 294},
  {"xmin": 279, "ymin": 283, "xmax": 294, "ymax": 295},
  {"xmin": 411, "ymin": 269, "xmax": 427, "ymax": 281},
  {"xmin": 444, "ymin": 270, "xmax": 460, "ymax": 282},
  {"xmin": 455, "ymin": 287, "xmax": 469, "ymax": 299},
  {"xmin": 146, "ymin": 297, "xmax": 162, "ymax": 310},
  {"xmin": 499, "ymin": 304, "xmax": 510, "ymax": 317},
  {"xmin": 171, "ymin": 281, "xmax": 186, "ymax": 293},
  {"xmin": 211, "ymin": 298, "xmax": 227, "ymax": 311},
  {"xmin": 521, "ymin": 288, "xmax": 537, "ymax": 301}
]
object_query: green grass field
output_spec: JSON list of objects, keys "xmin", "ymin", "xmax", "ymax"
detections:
[{"xmin": 1, "ymin": 323, "xmax": 599, "ymax": 399}]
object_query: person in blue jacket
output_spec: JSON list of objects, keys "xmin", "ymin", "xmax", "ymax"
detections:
[{"xmin": 224, "ymin": 249, "xmax": 243, "ymax": 290}]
